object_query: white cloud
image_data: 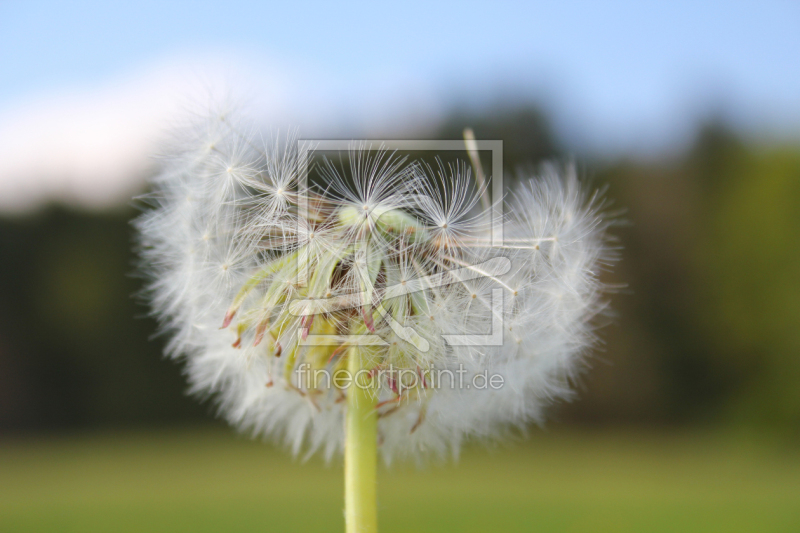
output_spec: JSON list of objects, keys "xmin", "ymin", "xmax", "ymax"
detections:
[
  {"xmin": 0, "ymin": 52, "xmax": 442, "ymax": 213},
  {"xmin": 3, "ymin": 72, "xmax": 143, "ymax": 210}
]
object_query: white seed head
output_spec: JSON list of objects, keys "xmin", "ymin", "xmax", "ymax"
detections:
[{"xmin": 135, "ymin": 113, "xmax": 618, "ymax": 462}]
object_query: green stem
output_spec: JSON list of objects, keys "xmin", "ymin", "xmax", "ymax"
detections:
[{"xmin": 345, "ymin": 348, "xmax": 378, "ymax": 533}]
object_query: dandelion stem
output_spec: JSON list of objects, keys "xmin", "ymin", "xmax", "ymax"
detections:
[{"xmin": 345, "ymin": 347, "xmax": 378, "ymax": 533}]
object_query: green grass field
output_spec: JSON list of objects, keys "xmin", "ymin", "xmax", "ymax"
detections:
[{"xmin": 1, "ymin": 427, "xmax": 798, "ymax": 532}]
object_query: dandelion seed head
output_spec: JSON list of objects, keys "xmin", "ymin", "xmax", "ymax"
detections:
[{"xmin": 135, "ymin": 112, "xmax": 618, "ymax": 462}]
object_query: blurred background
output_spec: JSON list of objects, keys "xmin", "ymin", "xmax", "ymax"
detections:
[{"xmin": 1, "ymin": 1, "xmax": 799, "ymax": 531}]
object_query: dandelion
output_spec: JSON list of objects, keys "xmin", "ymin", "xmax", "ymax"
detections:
[{"xmin": 135, "ymin": 108, "xmax": 618, "ymax": 532}]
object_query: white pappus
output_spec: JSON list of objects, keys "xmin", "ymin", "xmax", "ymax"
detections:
[{"xmin": 134, "ymin": 109, "xmax": 618, "ymax": 463}]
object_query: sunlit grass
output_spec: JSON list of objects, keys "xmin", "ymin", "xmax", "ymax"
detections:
[{"xmin": 1, "ymin": 427, "xmax": 799, "ymax": 532}]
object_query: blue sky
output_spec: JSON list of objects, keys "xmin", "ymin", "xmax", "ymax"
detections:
[
  {"xmin": 0, "ymin": 0, "xmax": 798, "ymax": 210},
  {"xmin": 3, "ymin": 0, "xmax": 799, "ymax": 146}
]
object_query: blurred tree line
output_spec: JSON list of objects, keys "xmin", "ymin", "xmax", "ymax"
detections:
[{"xmin": 1, "ymin": 107, "xmax": 798, "ymax": 435}]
